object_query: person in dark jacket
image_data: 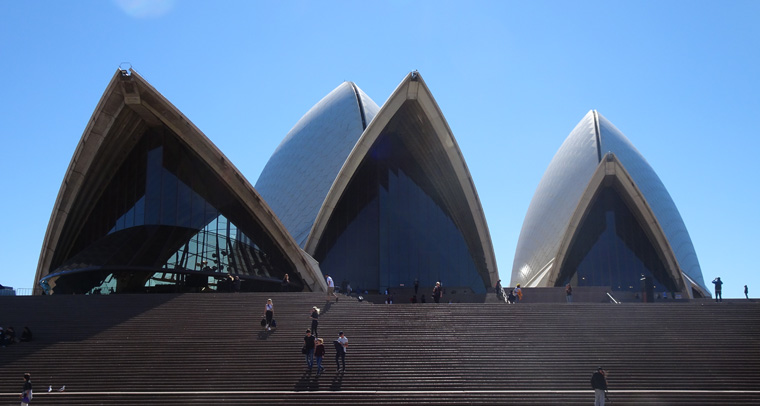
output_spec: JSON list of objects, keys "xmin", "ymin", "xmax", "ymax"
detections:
[
  {"xmin": 314, "ymin": 338, "xmax": 325, "ymax": 374},
  {"xmin": 590, "ymin": 367, "xmax": 608, "ymax": 406},
  {"xmin": 303, "ymin": 329, "xmax": 316, "ymax": 370},
  {"xmin": 20, "ymin": 327, "xmax": 33, "ymax": 342},
  {"xmin": 712, "ymin": 277, "xmax": 723, "ymax": 302}
]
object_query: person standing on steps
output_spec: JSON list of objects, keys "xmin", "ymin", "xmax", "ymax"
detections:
[
  {"xmin": 303, "ymin": 329, "xmax": 316, "ymax": 370},
  {"xmin": 20, "ymin": 373, "xmax": 32, "ymax": 406},
  {"xmin": 432, "ymin": 281, "xmax": 443, "ymax": 303},
  {"xmin": 334, "ymin": 331, "xmax": 348, "ymax": 372},
  {"xmin": 514, "ymin": 284, "xmax": 523, "ymax": 303},
  {"xmin": 281, "ymin": 274, "xmax": 290, "ymax": 292},
  {"xmin": 314, "ymin": 338, "xmax": 325, "ymax": 374},
  {"xmin": 565, "ymin": 283, "xmax": 573, "ymax": 303},
  {"xmin": 326, "ymin": 274, "xmax": 338, "ymax": 302},
  {"xmin": 310, "ymin": 306, "xmax": 320, "ymax": 338},
  {"xmin": 495, "ymin": 279, "xmax": 504, "ymax": 302},
  {"xmin": 590, "ymin": 367, "xmax": 608, "ymax": 406},
  {"xmin": 264, "ymin": 298, "xmax": 274, "ymax": 331},
  {"xmin": 712, "ymin": 277, "xmax": 723, "ymax": 302},
  {"xmin": 744, "ymin": 285, "xmax": 749, "ymax": 300}
]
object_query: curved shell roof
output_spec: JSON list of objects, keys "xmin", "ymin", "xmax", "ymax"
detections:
[
  {"xmin": 256, "ymin": 72, "xmax": 498, "ymax": 289},
  {"xmin": 255, "ymin": 82, "xmax": 380, "ymax": 247},
  {"xmin": 36, "ymin": 69, "xmax": 326, "ymax": 292},
  {"xmin": 512, "ymin": 110, "xmax": 707, "ymax": 294}
]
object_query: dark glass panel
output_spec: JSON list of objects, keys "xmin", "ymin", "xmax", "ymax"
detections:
[
  {"xmin": 144, "ymin": 146, "xmax": 162, "ymax": 225},
  {"xmin": 315, "ymin": 131, "xmax": 483, "ymax": 293},
  {"xmin": 160, "ymin": 170, "xmax": 178, "ymax": 225},
  {"xmin": 557, "ymin": 187, "xmax": 677, "ymax": 292},
  {"xmin": 47, "ymin": 127, "xmax": 301, "ymax": 294},
  {"xmin": 176, "ymin": 180, "xmax": 192, "ymax": 228}
]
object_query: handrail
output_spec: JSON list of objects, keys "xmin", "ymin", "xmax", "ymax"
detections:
[{"xmin": 606, "ymin": 292, "xmax": 620, "ymax": 304}]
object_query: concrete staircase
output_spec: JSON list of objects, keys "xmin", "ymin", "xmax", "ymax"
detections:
[{"xmin": 1, "ymin": 293, "xmax": 758, "ymax": 405}]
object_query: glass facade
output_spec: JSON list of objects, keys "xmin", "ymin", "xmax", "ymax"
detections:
[
  {"xmin": 598, "ymin": 115, "xmax": 705, "ymax": 293},
  {"xmin": 42, "ymin": 128, "xmax": 300, "ymax": 294},
  {"xmin": 556, "ymin": 187, "xmax": 677, "ymax": 293},
  {"xmin": 314, "ymin": 128, "xmax": 485, "ymax": 294}
]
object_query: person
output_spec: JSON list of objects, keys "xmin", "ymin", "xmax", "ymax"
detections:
[
  {"xmin": 410, "ymin": 295, "xmax": 417, "ymax": 303},
  {"xmin": 0, "ymin": 327, "xmax": 5, "ymax": 347},
  {"xmin": 264, "ymin": 298, "xmax": 274, "ymax": 331},
  {"xmin": 514, "ymin": 284, "xmax": 523, "ymax": 303},
  {"xmin": 565, "ymin": 283, "xmax": 573, "ymax": 303},
  {"xmin": 281, "ymin": 274, "xmax": 290, "ymax": 292},
  {"xmin": 303, "ymin": 329, "xmax": 316, "ymax": 370},
  {"xmin": 590, "ymin": 367, "xmax": 608, "ymax": 406},
  {"xmin": 6, "ymin": 326, "xmax": 16, "ymax": 343},
  {"xmin": 495, "ymin": 280, "xmax": 504, "ymax": 301},
  {"xmin": 232, "ymin": 276, "xmax": 241, "ymax": 293},
  {"xmin": 310, "ymin": 306, "xmax": 320, "ymax": 337},
  {"xmin": 420, "ymin": 293, "xmax": 426, "ymax": 303},
  {"xmin": 507, "ymin": 290, "xmax": 516, "ymax": 304},
  {"xmin": 745, "ymin": 285, "xmax": 749, "ymax": 299},
  {"xmin": 21, "ymin": 372, "xmax": 32, "ymax": 406},
  {"xmin": 432, "ymin": 281, "xmax": 443, "ymax": 303},
  {"xmin": 712, "ymin": 277, "xmax": 723, "ymax": 302},
  {"xmin": 334, "ymin": 331, "xmax": 348, "ymax": 372},
  {"xmin": 326, "ymin": 274, "xmax": 338, "ymax": 302},
  {"xmin": 20, "ymin": 327, "xmax": 33, "ymax": 342},
  {"xmin": 228, "ymin": 274, "xmax": 235, "ymax": 292},
  {"xmin": 314, "ymin": 338, "xmax": 326, "ymax": 374}
]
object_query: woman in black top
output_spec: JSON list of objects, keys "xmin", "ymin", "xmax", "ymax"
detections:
[{"xmin": 310, "ymin": 306, "xmax": 320, "ymax": 337}]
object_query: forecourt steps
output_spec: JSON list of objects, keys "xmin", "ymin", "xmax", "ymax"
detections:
[{"xmin": 0, "ymin": 292, "xmax": 758, "ymax": 405}]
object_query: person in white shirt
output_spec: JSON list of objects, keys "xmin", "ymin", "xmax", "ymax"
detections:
[
  {"xmin": 335, "ymin": 331, "xmax": 348, "ymax": 372},
  {"xmin": 326, "ymin": 274, "xmax": 338, "ymax": 302}
]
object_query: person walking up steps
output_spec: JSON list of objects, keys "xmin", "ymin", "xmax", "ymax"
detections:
[
  {"xmin": 310, "ymin": 306, "xmax": 320, "ymax": 337},
  {"xmin": 303, "ymin": 329, "xmax": 316, "ymax": 370},
  {"xmin": 432, "ymin": 281, "xmax": 443, "ymax": 303},
  {"xmin": 20, "ymin": 373, "xmax": 33, "ymax": 406},
  {"xmin": 590, "ymin": 367, "xmax": 608, "ymax": 406},
  {"xmin": 334, "ymin": 331, "xmax": 348, "ymax": 372},
  {"xmin": 326, "ymin": 274, "xmax": 338, "ymax": 302}
]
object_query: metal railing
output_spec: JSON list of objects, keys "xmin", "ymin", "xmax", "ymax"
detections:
[{"xmin": 0, "ymin": 288, "xmax": 34, "ymax": 296}]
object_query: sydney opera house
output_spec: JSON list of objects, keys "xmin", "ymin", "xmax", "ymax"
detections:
[
  {"xmin": 34, "ymin": 69, "xmax": 498, "ymax": 295},
  {"xmin": 34, "ymin": 68, "xmax": 708, "ymax": 299},
  {"xmin": 511, "ymin": 111, "xmax": 709, "ymax": 298}
]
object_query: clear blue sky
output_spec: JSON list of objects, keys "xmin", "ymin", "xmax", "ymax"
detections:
[{"xmin": 1, "ymin": 1, "xmax": 757, "ymax": 297}]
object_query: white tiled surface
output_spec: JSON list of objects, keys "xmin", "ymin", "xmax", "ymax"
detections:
[
  {"xmin": 598, "ymin": 114, "xmax": 705, "ymax": 292},
  {"xmin": 512, "ymin": 111, "xmax": 707, "ymax": 293},
  {"xmin": 255, "ymin": 82, "xmax": 380, "ymax": 247}
]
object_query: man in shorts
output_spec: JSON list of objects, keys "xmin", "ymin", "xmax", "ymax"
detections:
[{"xmin": 326, "ymin": 274, "xmax": 338, "ymax": 302}]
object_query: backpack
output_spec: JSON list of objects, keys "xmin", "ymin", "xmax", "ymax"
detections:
[{"xmin": 333, "ymin": 340, "xmax": 345, "ymax": 354}]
